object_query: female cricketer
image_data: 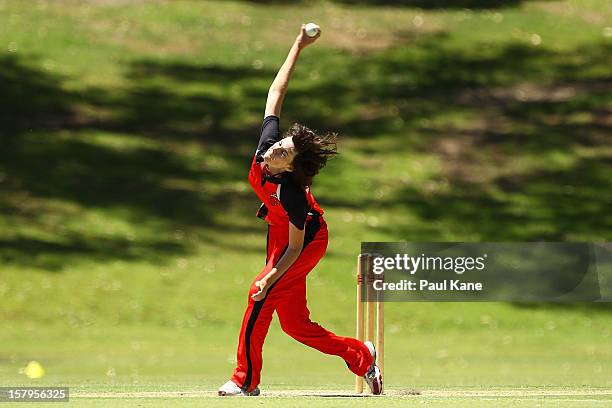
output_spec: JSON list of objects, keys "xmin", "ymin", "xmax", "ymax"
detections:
[{"xmin": 218, "ymin": 24, "xmax": 383, "ymax": 396}]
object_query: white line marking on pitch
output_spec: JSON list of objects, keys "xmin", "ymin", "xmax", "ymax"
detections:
[{"xmin": 71, "ymin": 389, "xmax": 612, "ymax": 399}]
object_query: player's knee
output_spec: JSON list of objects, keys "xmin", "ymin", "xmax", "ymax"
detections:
[
  {"xmin": 279, "ymin": 316, "xmax": 313, "ymax": 336},
  {"xmin": 279, "ymin": 318, "xmax": 296, "ymax": 335},
  {"xmin": 280, "ymin": 316, "xmax": 306, "ymax": 336}
]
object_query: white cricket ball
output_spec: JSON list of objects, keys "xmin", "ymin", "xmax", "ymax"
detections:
[{"xmin": 305, "ymin": 23, "xmax": 320, "ymax": 37}]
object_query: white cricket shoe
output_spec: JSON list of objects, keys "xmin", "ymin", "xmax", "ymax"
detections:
[
  {"xmin": 363, "ymin": 341, "xmax": 383, "ymax": 395},
  {"xmin": 218, "ymin": 380, "xmax": 260, "ymax": 396}
]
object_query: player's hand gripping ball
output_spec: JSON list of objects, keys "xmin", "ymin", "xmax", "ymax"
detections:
[
  {"xmin": 305, "ymin": 23, "xmax": 320, "ymax": 37},
  {"xmin": 296, "ymin": 23, "xmax": 321, "ymax": 49}
]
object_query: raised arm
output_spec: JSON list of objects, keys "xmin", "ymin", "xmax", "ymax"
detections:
[{"xmin": 264, "ymin": 24, "xmax": 321, "ymax": 118}]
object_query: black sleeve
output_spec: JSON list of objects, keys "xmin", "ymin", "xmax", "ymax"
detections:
[
  {"xmin": 279, "ymin": 181, "xmax": 309, "ymax": 230},
  {"xmin": 255, "ymin": 115, "xmax": 281, "ymax": 163}
]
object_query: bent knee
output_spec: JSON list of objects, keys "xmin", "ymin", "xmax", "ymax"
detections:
[{"xmin": 279, "ymin": 317, "xmax": 317, "ymax": 336}]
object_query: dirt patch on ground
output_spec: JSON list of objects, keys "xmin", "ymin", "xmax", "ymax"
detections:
[{"xmin": 535, "ymin": 1, "xmax": 609, "ymax": 24}]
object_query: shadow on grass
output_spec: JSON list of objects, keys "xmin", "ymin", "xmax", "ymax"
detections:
[
  {"xmin": 0, "ymin": 54, "xmax": 271, "ymax": 270},
  {"xmin": 0, "ymin": 235, "xmax": 187, "ymax": 272},
  {"xmin": 0, "ymin": 34, "xmax": 610, "ymax": 270},
  {"xmin": 380, "ymin": 155, "xmax": 611, "ymax": 241},
  {"xmin": 0, "ymin": 54, "xmax": 76, "ymax": 143},
  {"xmin": 287, "ymin": 40, "xmax": 611, "ymax": 242}
]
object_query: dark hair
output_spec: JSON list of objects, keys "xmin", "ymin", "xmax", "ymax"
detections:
[{"xmin": 285, "ymin": 123, "xmax": 338, "ymax": 187}]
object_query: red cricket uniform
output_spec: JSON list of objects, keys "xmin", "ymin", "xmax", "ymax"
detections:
[{"xmin": 230, "ymin": 116, "xmax": 373, "ymax": 392}]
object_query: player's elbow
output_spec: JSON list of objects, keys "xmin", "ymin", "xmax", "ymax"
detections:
[
  {"xmin": 285, "ymin": 246, "xmax": 302, "ymax": 257},
  {"xmin": 268, "ymin": 85, "xmax": 286, "ymax": 95},
  {"xmin": 265, "ymin": 89, "xmax": 285, "ymax": 117}
]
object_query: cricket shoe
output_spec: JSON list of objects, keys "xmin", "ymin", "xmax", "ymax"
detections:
[
  {"xmin": 363, "ymin": 340, "xmax": 383, "ymax": 395},
  {"xmin": 217, "ymin": 380, "xmax": 260, "ymax": 396}
]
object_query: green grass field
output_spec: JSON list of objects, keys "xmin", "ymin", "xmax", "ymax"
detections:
[{"xmin": 1, "ymin": 0, "xmax": 611, "ymax": 406}]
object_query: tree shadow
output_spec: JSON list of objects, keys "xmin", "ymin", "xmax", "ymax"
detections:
[
  {"xmin": 379, "ymin": 154, "xmax": 611, "ymax": 241},
  {"xmin": 1, "ymin": 30, "xmax": 610, "ymax": 271},
  {"xmin": 290, "ymin": 39, "xmax": 611, "ymax": 147},
  {"xmin": 0, "ymin": 54, "xmax": 76, "ymax": 143},
  {"xmin": 282, "ymin": 40, "xmax": 611, "ymax": 232},
  {"xmin": 0, "ymin": 54, "xmax": 270, "ymax": 270},
  {"xmin": 0, "ymin": 235, "xmax": 188, "ymax": 272}
]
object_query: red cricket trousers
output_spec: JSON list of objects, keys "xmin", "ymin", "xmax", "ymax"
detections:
[{"xmin": 231, "ymin": 216, "xmax": 373, "ymax": 392}]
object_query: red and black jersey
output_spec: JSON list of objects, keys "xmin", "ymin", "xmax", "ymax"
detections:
[{"xmin": 248, "ymin": 115, "xmax": 324, "ymax": 230}]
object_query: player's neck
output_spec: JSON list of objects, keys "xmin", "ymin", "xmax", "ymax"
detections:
[{"xmin": 266, "ymin": 164, "xmax": 288, "ymax": 176}]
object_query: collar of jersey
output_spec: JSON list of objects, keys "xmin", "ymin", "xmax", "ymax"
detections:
[{"xmin": 262, "ymin": 164, "xmax": 288, "ymax": 185}]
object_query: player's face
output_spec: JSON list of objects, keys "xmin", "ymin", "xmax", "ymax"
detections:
[{"xmin": 263, "ymin": 137, "xmax": 296, "ymax": 170}]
